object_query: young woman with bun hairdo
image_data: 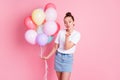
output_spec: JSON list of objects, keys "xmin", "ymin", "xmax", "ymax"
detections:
[{"xmin": 43, "ymin": 12, "xmax": 80, "ymax": 80}]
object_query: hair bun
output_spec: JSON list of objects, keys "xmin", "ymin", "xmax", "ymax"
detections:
[
  {"xmin": 64, "ymin": 12, "xmax": 74, "ymax": 21},
  {"xmin": 66, "ymin": 12, "xmax": 72, "ymax": 16}
]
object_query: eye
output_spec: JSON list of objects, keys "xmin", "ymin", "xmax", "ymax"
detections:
[{"xmin": 69, "ymin": 21, "xmax": 71, "ymax": 23}]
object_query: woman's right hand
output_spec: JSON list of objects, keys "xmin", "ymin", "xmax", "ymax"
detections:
[{"xmin": 42, "ymin": 56, "xmax": 49, "ymax": 60}]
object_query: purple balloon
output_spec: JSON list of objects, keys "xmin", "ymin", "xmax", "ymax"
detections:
[{"xmin": 36, "ymin": 33, "xmax": 48, "ymax": 46}]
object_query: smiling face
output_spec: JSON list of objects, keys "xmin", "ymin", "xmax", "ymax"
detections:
[{"xmin": 64, "ymin": 16, "xmax": 74, "ymax": 30}]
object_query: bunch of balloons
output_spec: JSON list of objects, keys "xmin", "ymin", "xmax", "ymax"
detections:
[{"xmin": 24, "ymin": 3, "xmax": 60, "ymax": 46}]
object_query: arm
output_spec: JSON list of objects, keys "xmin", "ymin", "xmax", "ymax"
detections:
[{"xmin": 42, "ymin": 43, "xmax": 59, "ymax": 59}]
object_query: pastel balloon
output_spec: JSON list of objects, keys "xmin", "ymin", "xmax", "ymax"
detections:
[
  {"xmin": 24, "ymin": 16, "xmax": 36, "ymax": 29},
  {"xmin": 45, "ymin": 8, "xmax": 57, "ymax": 21},
  {"xmin": 36, "ymin": 25, "xmax": 43, "ymax": 34},
  {"xmin": 25, "ymin": 30, "xmax": 37, "ymax": 45},
  {"xmin": 47, "ymin": 36, "xmax": 53, "ymax": 43},
  {"xmin": 32, "ymin": 8, "xmax": 45, "ymax": 25},
  {"xmin": 52, "ymin": 22, "xmax": 60, "ymax": 36},
  {"xmin": 44, "ymin": 3, "xmax": 56, "ymax": 11},
  {"xmin": 43, "ymin": 21, "xmax": 57, "ymax": 36},
  {"xmin": 36, "ymin": 33, "xmax": 48, "ymax": 46}
]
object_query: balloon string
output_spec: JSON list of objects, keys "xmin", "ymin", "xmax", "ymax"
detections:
[
  {"xmin": 40, "ymin": 47, "xmax": 43, "ymax": 58},
  {"xmin": 44, "ymin": 60, "xmax": 48, "ymax": 80},
  {"xmin": 40, "ymin": 47, "xmax": 48, "ymax": 80}
]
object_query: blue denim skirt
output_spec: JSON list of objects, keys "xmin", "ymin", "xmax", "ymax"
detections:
[{"xmin": 54, "ymin": 51, "xmax": 73, "ymax": 72}]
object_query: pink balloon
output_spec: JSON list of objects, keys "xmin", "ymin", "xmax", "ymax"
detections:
[
  {"xmin": 44, "ymin": 3, "xmax": 56, "ymax": 11},
  {"xmin": 24, "ymin": 16, "xmax": 36, "ymax": 29},
  {"xmin": 43, "ymin": 21, "xmax": 57, "ymax": 36}
]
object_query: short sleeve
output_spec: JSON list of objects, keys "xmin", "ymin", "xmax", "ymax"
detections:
[
  {"xmin": 70, "ymin": 32, "xmax": 80, "ymax": 44},
  {"xmin": 54, "ymin": 30, "xmax": 61, "ymax": 44}
]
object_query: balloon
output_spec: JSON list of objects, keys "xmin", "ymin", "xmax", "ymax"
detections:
[
  {"xmin": 36, "ymin": 25, "xmax": 43, "ymax": 34},
  {"xmin": 32, "ymin": 8, "xmax": 45, "ymax": 25},
  {"xmin": 43, "ymin": 21, "xmax": 57, "ymax": 36},
  {"xmin": 25, "ymin": 30, "xmax": 37, "ymax": 45},
  {"xmin": 45, "ymin": 8, "xmax": 57, "ymax": 21},
  {"xmin": 24, "ymin": 16, "xmax": 36, "ymax": 29},
  {"xmin": 36, "ymin": 33, "xmax": 48, "ymax": 46},
  {"xmin": 52, "ymin": 22, "xmax": 60, "ymax": 36},
  {"xmin": 44, "ymin": 3, "xmax": 56, "ymax": 11},
  {"xmin": 47, "ymin": 36, "xmax": 53, "ymax": 43}
]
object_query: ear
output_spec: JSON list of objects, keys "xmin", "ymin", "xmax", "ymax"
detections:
[
  {"xmin": 73, "ymin": 24, "xmax": 75, "ymax": 26},
  {"xmin": 73, "ymin": 22, "xmax": 75, "ymax": 26}
]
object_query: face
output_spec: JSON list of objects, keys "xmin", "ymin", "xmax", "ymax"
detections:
[{"xmin": 64, "ymin": 17, "xmax": 74, "ymax": 30}]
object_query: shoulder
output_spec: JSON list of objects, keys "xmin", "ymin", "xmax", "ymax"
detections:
[
  {"xmin": 60, "ymin": 29, "xmax": 66, "ymax": 32},
  {"xmin": 58, "ymin": 29, "xmax": 66, "ymax": 34}
]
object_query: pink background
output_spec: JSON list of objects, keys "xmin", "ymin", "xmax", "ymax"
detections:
[{"xmin": 0, "ymin": 0, "xmax": 120, "ymax": 80}]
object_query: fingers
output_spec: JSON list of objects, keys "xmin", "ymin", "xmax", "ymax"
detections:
[
  {"xmin": 41, "ymin": 56, "xmax": 48, "ymax": 60},
  {"xmin": 65, "ymin": 32, "xmax": 71, "ymax": 37}
]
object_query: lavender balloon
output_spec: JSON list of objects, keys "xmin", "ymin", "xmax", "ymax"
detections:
[{"xmin": 36, "ymin": 33, "xmax": 48, "ymax": 46}]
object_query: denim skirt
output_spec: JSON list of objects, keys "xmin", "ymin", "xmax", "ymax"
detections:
[{"xmin": 54, "ymin": 51, "xmax": 73, "ymax": 72}]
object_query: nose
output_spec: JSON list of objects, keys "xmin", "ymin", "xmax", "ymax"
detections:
[{"xmin": 66, "ymin": 22, "xmax": 70, "ymax": 26}]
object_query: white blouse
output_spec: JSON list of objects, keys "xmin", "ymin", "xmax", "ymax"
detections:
[{"xmin": 55, "ymin": 29, "xmax": 80, "ymax": 54}]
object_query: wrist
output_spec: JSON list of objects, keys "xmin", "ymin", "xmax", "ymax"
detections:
[
  {"xmin": 65, "ymin": 34, "xmax": 70, "ymax": 38},
  {"xmin": 46, "ymin": 55, "xmax": 50, "ymax": 59}
]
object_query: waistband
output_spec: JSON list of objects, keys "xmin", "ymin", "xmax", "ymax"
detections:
[{"xmin": 56, "ymin": 51, "xmax": 73, "ymax": 55}]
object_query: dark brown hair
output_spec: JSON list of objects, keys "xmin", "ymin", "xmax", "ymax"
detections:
[{"xmin": 64, "ymin": 12, "xmax": 74, "ymax": 21}]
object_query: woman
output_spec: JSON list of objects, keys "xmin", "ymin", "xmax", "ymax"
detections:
[{"xmin": 43, "ymin": 12, "xmax": 80, "ymax": 80}]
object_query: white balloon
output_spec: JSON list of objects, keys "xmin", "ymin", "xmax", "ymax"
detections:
[
  {"xmin": 25, "ymin": 30, "xmax": 37, "ymax": 45},
  {"xmin": 45, "ymin": 8, "xmax": 57, "ymax": 21},
  {"xmin": 43, "ymin": 21, "xmax": 57, "ymax": 36}
]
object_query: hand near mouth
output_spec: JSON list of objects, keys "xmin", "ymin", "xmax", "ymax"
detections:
[{"xmin": 66, "ymin": 28, "xmax": 71, "ymax": 37}]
